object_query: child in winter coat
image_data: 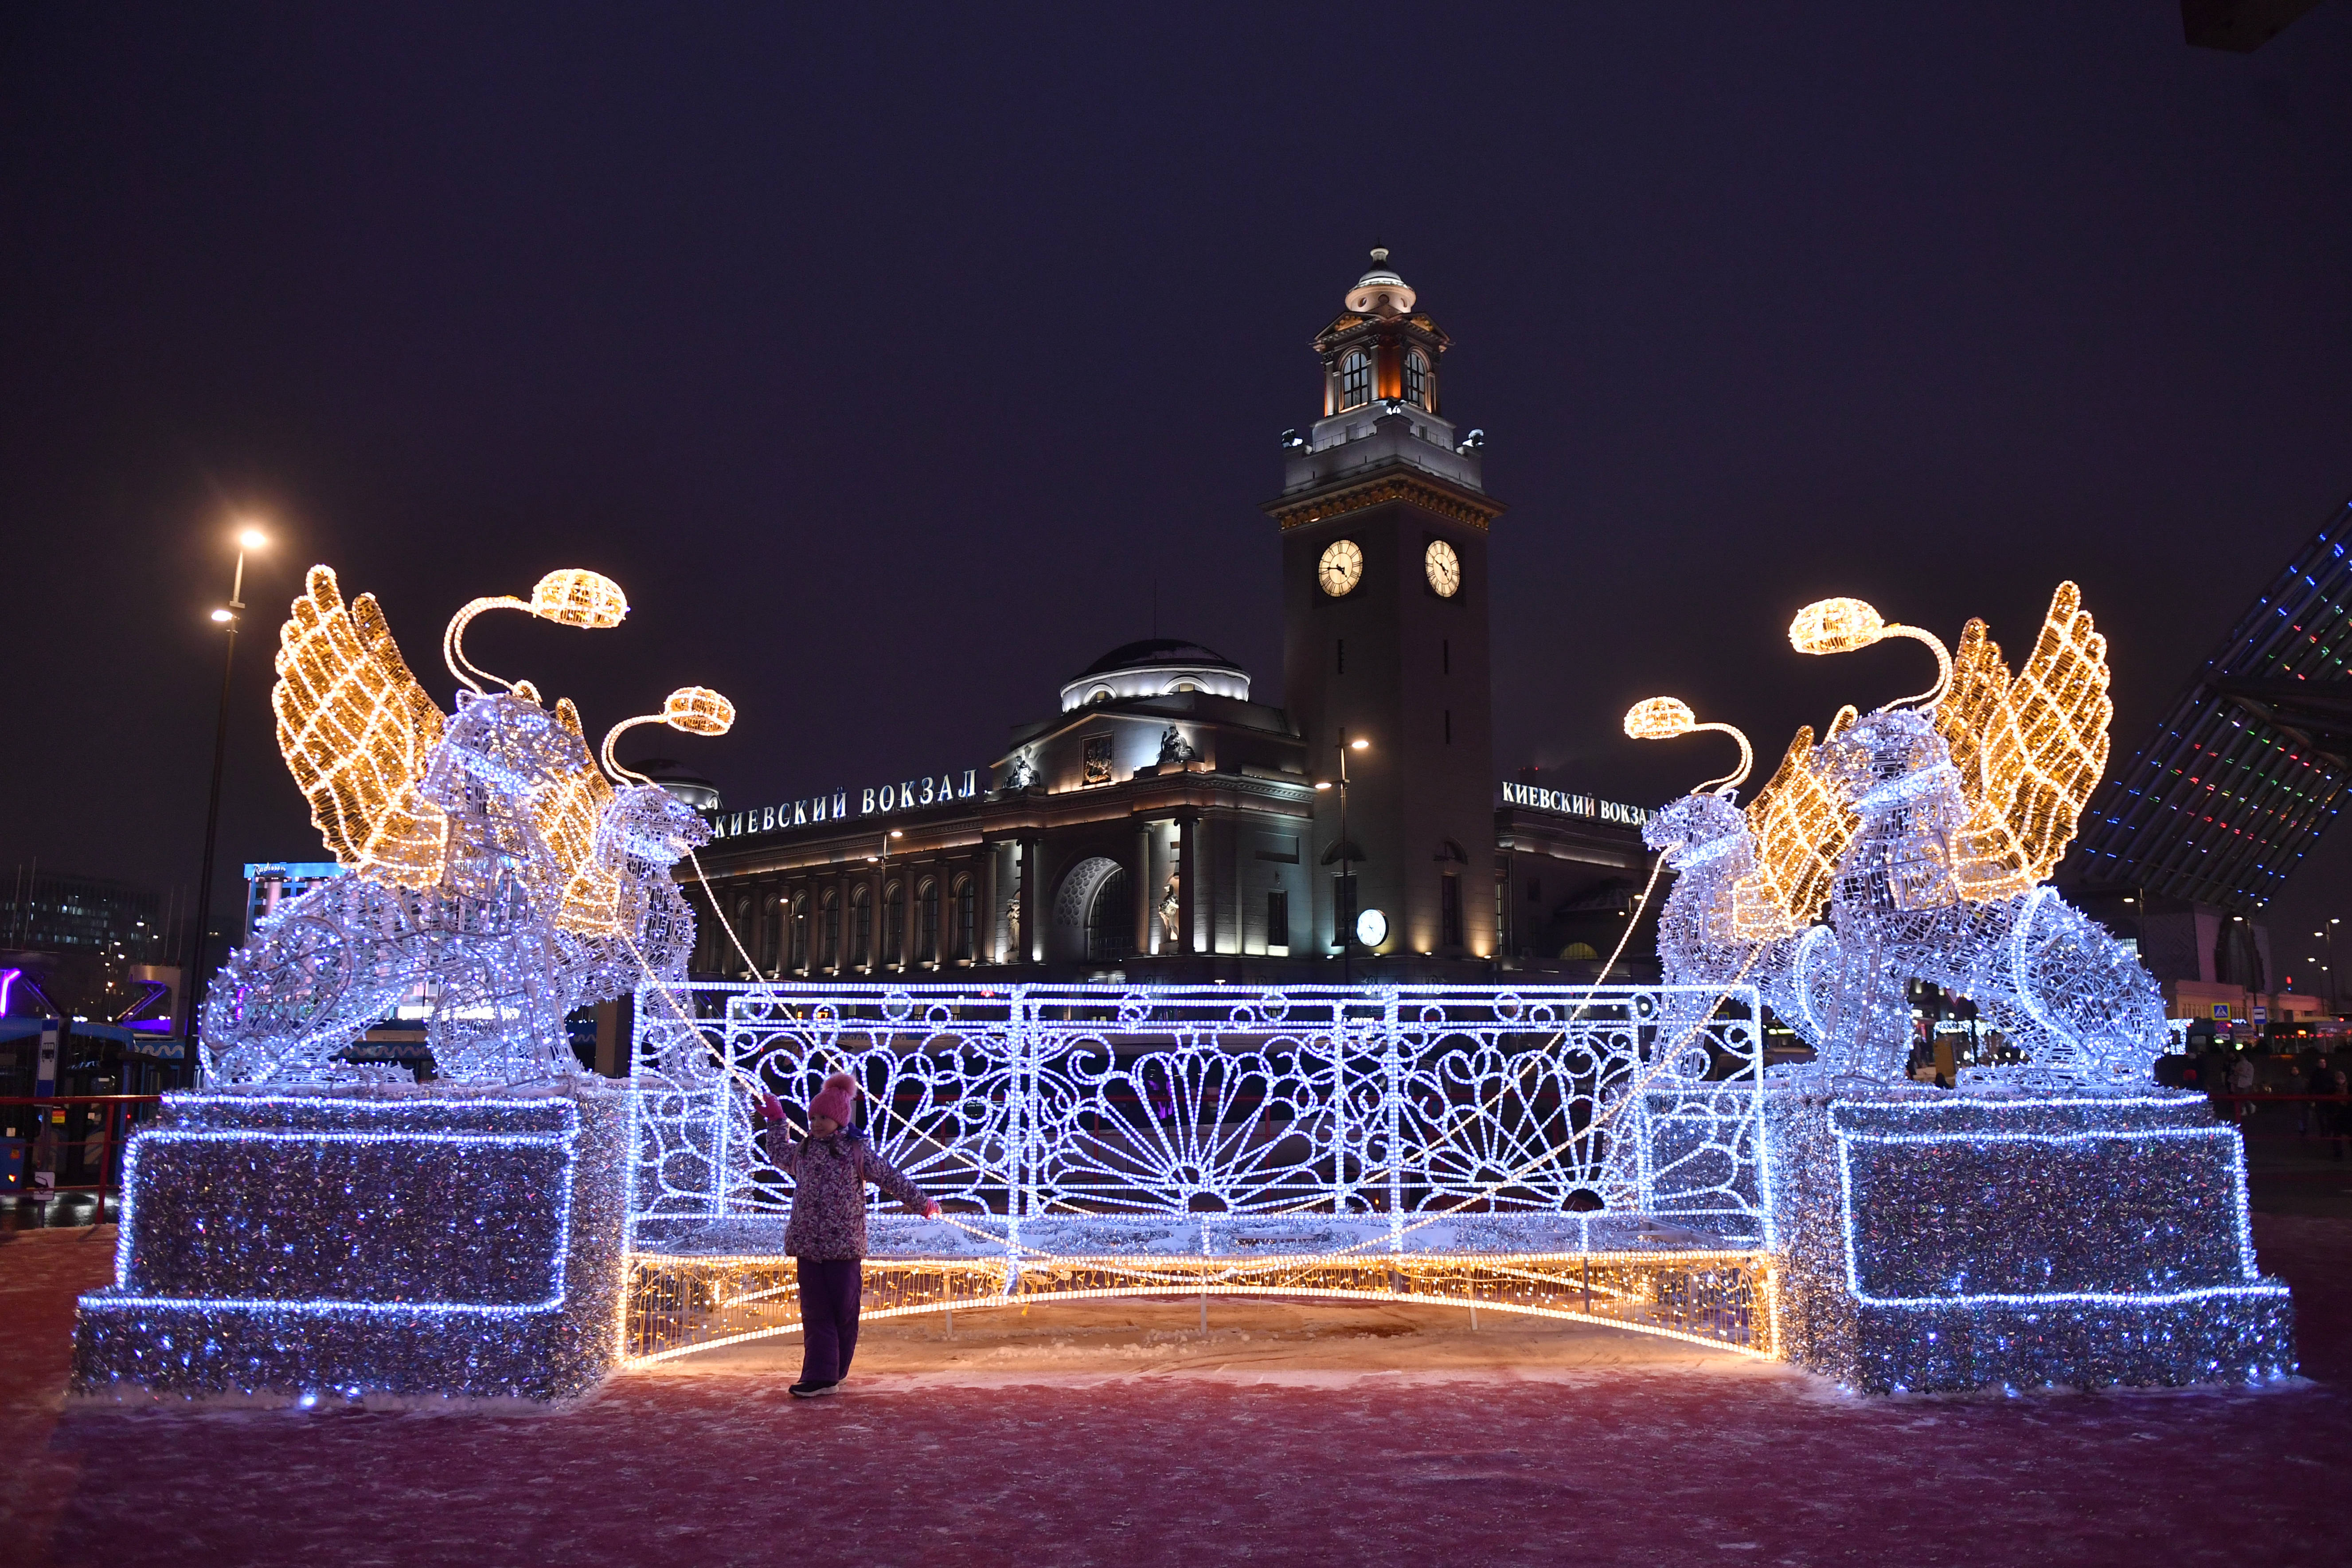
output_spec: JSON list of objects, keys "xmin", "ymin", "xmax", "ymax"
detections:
[{"xmin": 756, "ymin": 1072, "xmax": 939, "ymax": 1398}]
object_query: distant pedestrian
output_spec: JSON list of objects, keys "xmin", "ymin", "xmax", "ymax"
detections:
[
  {"xmin": 755, "ymin": 1072, "xmax": 939, "ymax": 1399},
  {"xmin": 2303, "ymin": 1055, "xmax": 2336, "ymax": 1138},
  {"xmin": 2229, "ymin": 1053, "xmax": 2258, "ymax": 1124},
  {"xmin": 2329, "ymin": 1068, "xmax": 2351, "ymax": 1161}
]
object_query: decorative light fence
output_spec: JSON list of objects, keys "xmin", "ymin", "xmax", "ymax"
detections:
[{"xmin": 622, "ymin": 983, "xmax": 1777, "ymax": 1360}]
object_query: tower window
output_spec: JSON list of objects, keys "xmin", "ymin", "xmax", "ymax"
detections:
[
  {"xmin": 1340, "ymin": 351, "xmax": 1372, "ymax": 410},
  {"xmin": 1267, "ymin": 888, "xmax": 1290, "ymax": 951},
  {"xmin": 1441, "ymin": 872, "xmax": 1461, "ymax": 948},
  {"xmin": 1404, "ymin": 350, "xmax": 1429, "ymax": 409},
  {"xmin": 1336, "ymin": 638, "xmax": 1345, "ymax": 675}
]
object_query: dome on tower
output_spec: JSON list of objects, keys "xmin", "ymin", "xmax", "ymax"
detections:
[
  {"xmin": 1345, "ymin": 248, "xmax": 1416, "ymax": 315},
  {"xmin": 1059, "ymin": 638, "xmax": 1251, "ymax": 712}
]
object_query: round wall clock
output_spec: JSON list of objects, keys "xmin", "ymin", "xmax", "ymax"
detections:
[
  {"xmin": 1425, "ymin": 539, "xmax": 1461, "ymax": 598},
  {"xmin": 1318, "ymin": 539, "xmax": 1364, "ymax": 597}
]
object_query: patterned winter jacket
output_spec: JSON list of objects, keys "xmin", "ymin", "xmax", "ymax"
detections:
[{"xmin": 762, "ymin": 1125, "xmax": 931, "ymax": 1260}]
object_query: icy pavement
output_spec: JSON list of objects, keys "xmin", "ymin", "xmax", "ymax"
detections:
[{"xmin": 6, "ymin": 1216, "xmax": 2349, "ymax": 1566}]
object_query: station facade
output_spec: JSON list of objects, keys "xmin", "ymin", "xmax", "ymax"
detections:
[{"xmin": 683, "ymin": 254, "xmax": 1653, "ymax": 983}]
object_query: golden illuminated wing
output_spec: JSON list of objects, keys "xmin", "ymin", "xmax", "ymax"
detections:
[
  {"xmin": 1937, "ymin": 618, "xmax": 2034, "ymax": 900},
  {"xmin": 2001, "ymin": 581, "xmax": 2110, "ymax": 880},
  {"xmin": 271, "ymin": 566, "xmax": 450, "ymax": 887},
  {"xmin": 1728, "ymin": 716, "xmax": 1859, "ymax": 939},
  {"xmin": 531, "ymin": 697, "xmax": 622, "ymax": 936},
  {"xmin": 1937, "ymin": 583, "xmax": 2112, "ymax": 899}
]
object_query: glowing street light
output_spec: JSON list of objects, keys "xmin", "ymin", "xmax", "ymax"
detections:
[
  {"xmin": 184, "ymin": 522, "xmax": 270, "ymax": 1076},
  {"xmin": 1329, "ymin": 731, "xmax": 1372, "ymax": 981}
]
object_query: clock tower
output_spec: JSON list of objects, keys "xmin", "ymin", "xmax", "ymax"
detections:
[{"xmin": 1265, "ymin": 251, "xmax": 1504, "ymax": 962}]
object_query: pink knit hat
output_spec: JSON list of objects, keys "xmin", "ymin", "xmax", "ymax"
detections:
[{"xmin": 809, "ymin": 1072, "xmax": 859, "ymax": 1128}]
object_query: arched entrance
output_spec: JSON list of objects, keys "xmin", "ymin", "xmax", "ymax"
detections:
[{"xmin": 1050, "ymin": 856, "xmax": 1133, "ymax": 962}]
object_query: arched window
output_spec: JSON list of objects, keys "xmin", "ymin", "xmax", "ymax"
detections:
[
  {"xmin": 1404, "ymin": 350, "xmax": 1429, "ymax": 409},
  {"xmin": 789, "ymin": 891, "xmax": 808, "ymax": 973},
  {"xmin": 883, "ymin": 880, "xmax": 906, "ymax": 969},
  {"xmin": 1085, "ymin": 865, "xmax": 1133, "ymax": 962},
  {"xmin": 952, "ymin": 876, "xmax": 976, "ymax": 961},
  {"xmin": 820, "ymin": 888, "xmax": 840, "ymax": 971},
  {"xmin": 1339, "ymin": 350, "xmax": 1371, "ymax": 410},
  {"xmin": 850, "ymin": 884, "xmax": 873, "ymax": 969},
  {"xmin": 765, "ymin": 892, "xmax": 785, "ymax": 973},
  {"xmin": 917, "ymin": 880, "xmax": 940, "ymax": 965}
]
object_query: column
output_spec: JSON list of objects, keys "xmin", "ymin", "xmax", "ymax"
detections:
[
  {"xmin": 1134, "ymin": 822, "xmax": 1154, "ymax": 958},
  {"xmin": 977, "ymin": 847, "xmax": 999, "ymax": 966},
  {"xmin": 1018, "ymin": 834, "xmax": 1043, "ymax": 965},
  {"xmin": 1176, "ymin": 815, "xmax": 1199, "ymax": 956}
]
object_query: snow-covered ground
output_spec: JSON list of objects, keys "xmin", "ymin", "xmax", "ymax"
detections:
[{"xmin": 7, "ymin": 1215, "xmax": 2348, "ymax": 1565}]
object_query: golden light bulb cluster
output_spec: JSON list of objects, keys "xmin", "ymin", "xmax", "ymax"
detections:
[
  {"xmin": 1788, "ymin": 596, "xmax": 1885, "ymax": 655},
  {"xmin": 273, "ymin": 566, "xmax": 451, "ymax": 888},
  {"xmin": 1624, "ymin": 696, "xmax": 1696, "ymax": 739},
  {"xmin": 1735, "ymin": 714, "xmax": 1858, "ymax": 936},
  {"xmin": 663, "ymin": 686, "xmax": 735, "ymax": 735},
  {"xmin": 528, "ymin": 568, "xmax": 629, "ymax": 629},
  {"xmin": 1935, "ymin": 581, "xmax": 2112, "ymax": 900}
]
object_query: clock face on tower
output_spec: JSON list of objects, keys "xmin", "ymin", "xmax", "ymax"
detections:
[
  {"xmin": 1424, "ymin": 539, "xmax": 1461, "ymax": 597},
  {"xmin": 1318, "ymin": 539, "xmax": 1364, "ymax": 597}
]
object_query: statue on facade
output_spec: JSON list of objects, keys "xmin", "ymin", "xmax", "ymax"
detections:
[
  {"xmin": 1157, "ymin": 725, "xmax": 1197, "ymax": 767},
  {"xmin": 1003, "ymin": 749, "xmax": 1038, "ymax": 790},
  {"xmin": 1158, "ymin": 875, "xmax": 1181, "ymax": 945}
]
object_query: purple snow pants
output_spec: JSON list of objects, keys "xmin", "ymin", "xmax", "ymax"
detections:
[{"xmin": 796, "ymin": 1257, "xmax": 863, "ymax": 1386}]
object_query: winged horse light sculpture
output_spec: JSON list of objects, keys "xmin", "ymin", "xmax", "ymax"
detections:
[
  {"xmin": 1632, "ymin": 582, "xmax": 2165, "ymax": 1089},
  {"xmin": 199, "ymin": 564, "xmax": 733, "ymax": 1085}
]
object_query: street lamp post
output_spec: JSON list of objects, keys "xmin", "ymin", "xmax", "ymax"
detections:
[
  {"xmin": 182, "ymin": 526, "xmax": 266, "ymax": 1083},
  {"xmin": 1317, "ymin": 732, "xmax": 1370, "ymax": 985}
]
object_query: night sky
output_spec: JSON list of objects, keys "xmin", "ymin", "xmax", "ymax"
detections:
[{"xmin": 6, "ymin": 6, "xmax": 2351, "ymax": 966}]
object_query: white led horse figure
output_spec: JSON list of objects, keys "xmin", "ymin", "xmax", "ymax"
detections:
[
  {"xmin": 1626, "ymin": 698, "xmax": 1852, "ymax": 1078},
  {"xmin": 541, "ymin": 702, "xmax": 729, "ymax": 1059},
  {"xmin": 200, "ymin": 564, "xmax": 733, "ymax": 1086},
  {"xmin": 1790, "ymin": 587, "xmax": 2168, "ymax": 1088}
]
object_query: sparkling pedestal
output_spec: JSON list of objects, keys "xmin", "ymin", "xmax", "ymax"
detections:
[
  {"xmin": 1764, "ymin": 1087, "xmax": 2295, "ymax": 1394},
  {"xmin": 72, "ymin": 1081, "xmax": 628, "ymax": 1404}
]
